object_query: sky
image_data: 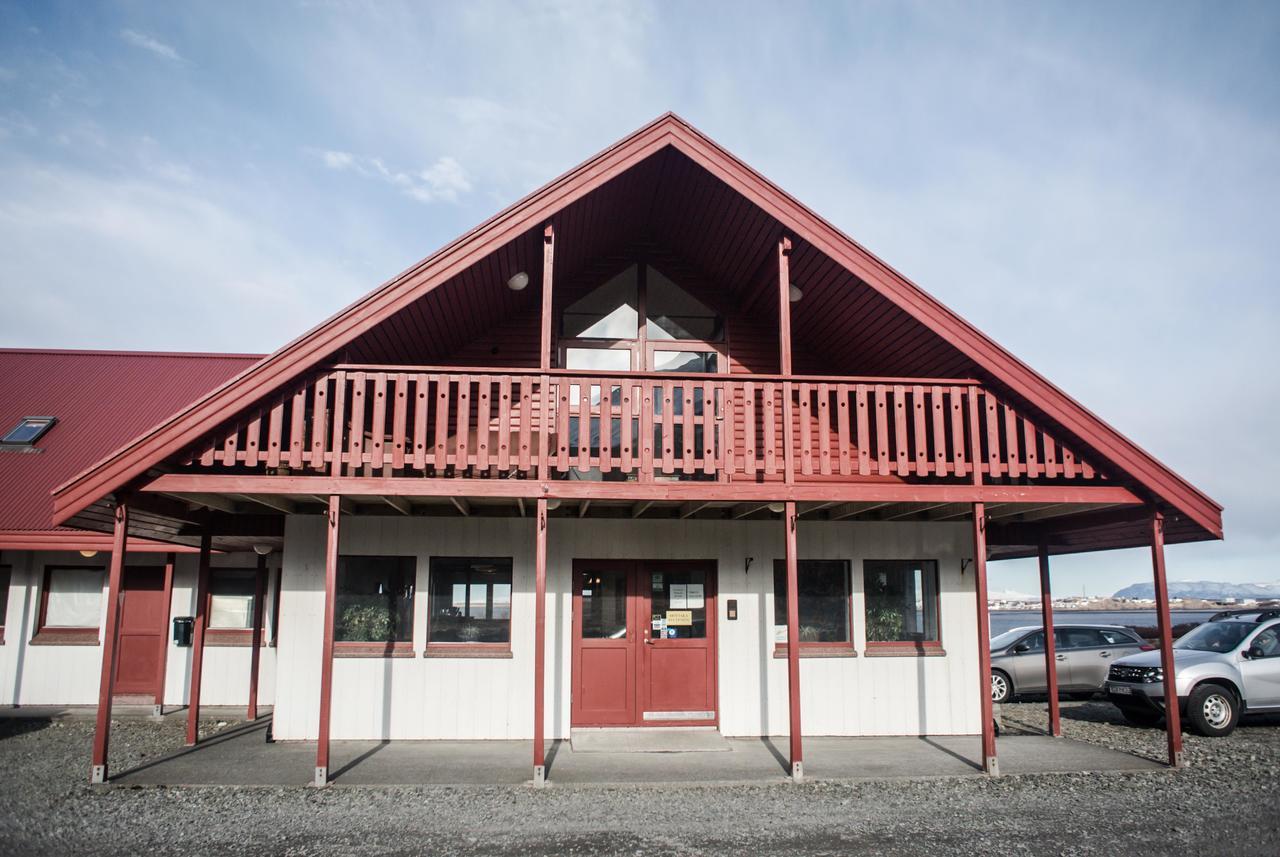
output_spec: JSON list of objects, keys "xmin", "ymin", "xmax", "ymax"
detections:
[{"xmin": 0, "ymin": 1, "xmax": 1277, "ymax": 596}]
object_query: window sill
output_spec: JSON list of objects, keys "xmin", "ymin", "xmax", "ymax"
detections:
[
  {"xmin": 423, "ymin": 645, "xmax": 513, "ymax": 659},
  {"xmin": 205, "ymin": 630, "xmax": 266, "ymax": 647},
  {"xmin": 864, "ymin": 645, "xmax": 947, "ymax": 658},
  {"xmin": 773, "ymin": 646, "xmax": 857, "ymax": 658},
  {"xmin": 334, "ymin": 643, "xmax": 415, "ymax": 658},
  {"xmin": 31, "ymin": 629, "xmax": 99, "ymax": 646}
]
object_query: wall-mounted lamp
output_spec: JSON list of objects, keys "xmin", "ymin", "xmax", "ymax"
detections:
[
  {"xmin": 507, "ymin": 271, "xmax": 530, "ymax": 291},
  {"xmin": 788, "ymin": 283, "xmax": 803, "ymax": 303},
  {"xmin": 252, "ymin": 544, "xmax": 273, "ymax": 556},
  {"xmin": 79, "ymin": 550, "xmax": 99, "ymax": 558},
  {"xmin": 545, "ymin": 498, "xmax": 561, "ymax": 511}
]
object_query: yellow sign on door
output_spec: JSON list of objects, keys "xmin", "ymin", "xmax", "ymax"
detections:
[{"xmin": 666, "ymin": 610, "xmax": 693, "ymax": 626}]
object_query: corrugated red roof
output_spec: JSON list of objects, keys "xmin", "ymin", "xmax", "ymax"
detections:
[{"xmin": 0, "ymin": 349, "xmax": 259, "ymax": 532}]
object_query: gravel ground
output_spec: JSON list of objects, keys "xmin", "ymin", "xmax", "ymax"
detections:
[{"xmin": 0, "ymin": 701, "xmax": 1277, "ymax": 857}]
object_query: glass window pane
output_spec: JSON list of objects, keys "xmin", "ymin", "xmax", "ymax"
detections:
[
  {"xmin": 652, "ymin": 351, "xmax": 717, "ymax": 374},
  {"xmin": 335, "ymin": 556, "xmax": 416, "ymax": 643},
  {"xmin": 209, "ymin": 569, "xmax": 256, "ymax": 630},
  {"xmin": 773, "ymin": 561, "xmax": 851, "ymax": 643},
  {"xmin": 563, "ymin": 266, "xmax": 638, "ymax": 339},
  {"xmin": 649, "ymin": 568, "xmax": 707, "ymax": 639},
  {"xmin": 581, "ymin": 569, "xmax": 627, "ymax": 639},
  {"xmin": 645, "ymin": 266, "xmax": 723, "ymax": 341},
  {"xmin": 45, "ymin": 567, "xmax": 103, "ymax": 627},
  {"xmin": 863, "ymin": 560, "xmax": 939, "ymax": 643},
  {"xmin": 565, "ymin": 348, "xmax": 632, "ymax": 373},
  {"xmin": 3, "ymin": 418, "xmax": 54, "ymax": 444},
  {"xmin": 429, "ymin": 557, "xmax": 513, "ymax": 643}
]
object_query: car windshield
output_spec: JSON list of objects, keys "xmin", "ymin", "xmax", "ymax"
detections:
[
  {"xmin": 1174, "ymin": 621, "xmax": 1254, "ymax": 653},
  {"xmin": 990, "ymin": 629, "xmax": 1032, "ymax": 650}
]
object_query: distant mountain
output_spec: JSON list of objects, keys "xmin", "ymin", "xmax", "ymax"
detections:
[{"xmin": 1113, "ymin": 580, "xmax": 1280, "ymax": 601}]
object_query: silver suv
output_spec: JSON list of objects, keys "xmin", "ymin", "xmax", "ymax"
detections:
[
  {"xmin": 1106, "ymin": 610, "xmax": 1280, "ymax": 736},
  {"xmin": 989, "ymin": 624, "xmax": 1150, "ymax": 704}
]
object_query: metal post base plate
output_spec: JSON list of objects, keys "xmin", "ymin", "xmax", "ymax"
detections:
[
  {"xmin": 90, "ymin": 764, "xmax": 107, "ymax": 785},
  {"xmin": 985, "ymin": 756, "xmax": 1001, "ymax": 777},
  {"xmin": 790, "ymin": 761, "xmax": 804, "ymax": 781},
  {"xmin": 1170, "ymin": 750, "xmax": 1185, "ymax": 769},
  {"xmin": 532, "ymin": 765, "xmax": 547, "ymax": 787},
  {"xmin": 313, "ymin": 766, "xmax": 328, "ymax": 787}
]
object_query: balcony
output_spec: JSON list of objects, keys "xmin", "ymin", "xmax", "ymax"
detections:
[{"xmin": 181, "ymin": 365, "xmax": 1103, "ymax": 487}]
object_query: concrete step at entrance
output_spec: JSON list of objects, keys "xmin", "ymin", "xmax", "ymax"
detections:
[{"xmin": 570, "ymin": 728, "xmax": 731, "ymax": 753}]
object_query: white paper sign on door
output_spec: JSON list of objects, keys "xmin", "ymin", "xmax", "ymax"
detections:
[
  {"xmin": 669, "ymin": 583, "xmax": 688, "ymax": 609},
  {"xmin": 686, "ymin": 583, "xmax": 705, "ymax": 609}
]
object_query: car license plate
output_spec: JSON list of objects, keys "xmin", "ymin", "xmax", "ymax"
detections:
[{"xmin": 1110, "ymin": 684, "xmax": 1132, "ymax": 695}]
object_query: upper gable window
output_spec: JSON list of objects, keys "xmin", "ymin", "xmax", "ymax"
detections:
[
  {"xmin": 645, "ymin": 267, "xmax": 723, "ymax": 342},
  {"xmin": 563, "ymin": 266, "xmax": 639, "ymax": 340},
  {"xmin": 2, "ymin": 416, "xmax": 56, "ymax": 446}
]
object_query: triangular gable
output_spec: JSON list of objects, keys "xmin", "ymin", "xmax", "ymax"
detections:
[{"xmin": 51, "ymin": 113, "xmax": 1222, "ymax": 539}]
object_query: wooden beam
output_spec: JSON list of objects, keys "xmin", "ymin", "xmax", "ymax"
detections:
[
  {"xmin": 578, "ymin": 500, "xmax": 592, "ymax": 518},
  {"xmin": 828, "ymin": 502, "xmax": 892, "ymax": 521},
  {"xmin": 1038, "ymin": 538, "xmax": 1062, "ymax": 738},
  {"xmin": 1151, "ymin": 511, "xmax": 1184, "ymax": 768},
  {"xmin": 316, "ymin": 495, "xmax": 340, "ymax": 786},
  {"xmin": 170, "ymin": 492, "xmax": 238, "ymax": 514},
  {"xmin": 185, "ymin": 531, "xmax": 212, "ymax": 747},
  {"xmin": 89, "ymin": 501, "xmax": 128, "ymax": 784},
  {"xmin": 146, "ymin": 473, "xmax": 1147, "ymax": 507},
  {"xmin": 540, "ymin": 224, "xmax": 554, "ymax": 371},
  {"xmin": 883, "ymin": 502, "xmax": 952, "ymax": 521},
  {"xmin": 797, "ymin": 501, "xmax": 837, "ymax": 518},
  {"xmin": 631, "ymin": 500, "xmax": 655, "ymax": 518},
  {"xmin": 516, "ymin": 497, "xmax": 526, "ymax": 517},
  {"xmin": 247, "ymin": 553, "xmax": 267, "ymax": 721},
  {"xmin": 972, "ymin": 503, "xmax": 998, "ymax": 776},
  {"xmin": 533, "ymin": 498, "xmax": 548, "ymax": 786},
  {"xmin": 783, "ymin": 500, "xmax": 802, "ymax": 780},
  {"xmin": 731, "ymin": 502, "xmax": 773, "ymax": 519},
  {"xmin": 449, "ymin": 496, "xmax": 471, "ymax": 516},
  {"xmin": 235, "ymin": 494, "xmax": 296, "ymax": 515},
  {"xmin": 382, "ymin": 495, "xmax": 413, "ymax": 516},
  {"xmin": 679, "ymin": 501, "xmax": 713, "ymax": 519},
  {"xmin": 311, "ymin": 494, "xmax": 354, "ymax": 514}
]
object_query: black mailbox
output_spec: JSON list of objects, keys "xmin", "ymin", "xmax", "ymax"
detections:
[{"xmin": 173, "ymin": 616, "xmax": 194, "ymax": 647}]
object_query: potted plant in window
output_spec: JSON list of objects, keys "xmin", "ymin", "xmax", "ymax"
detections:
[{"xmin": 866, "ymin": 604, "xmax": 904, "ymax": 643}]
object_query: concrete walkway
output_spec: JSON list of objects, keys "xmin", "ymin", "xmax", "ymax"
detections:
[{"xmin": 108, "ymin": 718, "xmax": 1162, "ymax": 787}]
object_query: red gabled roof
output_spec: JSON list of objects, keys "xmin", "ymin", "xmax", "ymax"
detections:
[
  {"xmin": 46, "ymin": 113, "xmax": 1222, "ymax": 540},
  {"xmin": 0, "ymin": 349, "xmax": 259, "ymax": 532}
]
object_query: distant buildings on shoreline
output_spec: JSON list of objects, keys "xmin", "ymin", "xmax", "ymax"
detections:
[{"xmin": 988, "ymin": 594, "xmax": 1280, "ymax": 611}]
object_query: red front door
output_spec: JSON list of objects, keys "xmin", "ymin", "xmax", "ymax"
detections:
[
  {"xmin": 113, "ymin": 566, "xmax": 169, "ymax": 698},
  {"xmin": 571, "ymin": 560, "xmax": 717, "ymax": 727}
]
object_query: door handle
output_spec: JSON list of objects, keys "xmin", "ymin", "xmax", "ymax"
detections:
[
  {"xmin": 1056, "ymin": 654, "xmax": 1066, "ymax": 660},
  {"xmin": 1099, "ymin": 651, "xmax": 1111, "ymax": 658}
]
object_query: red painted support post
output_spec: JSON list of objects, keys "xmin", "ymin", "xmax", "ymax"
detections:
[
  {"xmin": 784, "ymin": 500, "xmax": 803, "ymax": 780},
  {"xmin": 185, "ymin": 531, "xmax": 212, "ymax": 746},
  {"xmin": 1038, "ymin": 537, "xmax": 1062, "ymax": 737},
  {"xmin": 1151, "ymin": 511, "xmax": 1184, "ymax": 768},
  {"xmin": 533, "ymin": 497, "xmax": 549, "ymax": 786},
  {"xmin": 154, "ymin": 551, "xmax": 175, "ymax": 717},
  {"xmin": 971, "ymin": 502, "xmax": 999, "ymax": 775},
  {"xmin": 777, "ymin": 236, "xmax": 793, "ymax": 377},
  {"xmin": 540, "ymin": 224, "xmax": 555, "ymax": 373},
  {"xmin": 247, "ymin": 552, "xmax": 267, "ymax": 721},
  {"xmin": 316, "ymin": 495, "xmax": 341, "ymax": 786},
  {"xmin": 90, "ymin": 501, "xmax": 129, "ymax": 784}
]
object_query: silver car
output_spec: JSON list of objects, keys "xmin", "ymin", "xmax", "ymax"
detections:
[
  {"xmin": 1105, "ymin": 611, "xmax": 1280, "ymax": 736},
  {"xmin": 989, "ymin": 624, "xmax": 1150, "ymax": 704}
]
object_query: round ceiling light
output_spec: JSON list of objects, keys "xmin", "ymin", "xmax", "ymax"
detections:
[
  {"xmin": 788, "ymin": 283, "xmax": 803, "ymax": 303},
  {"xmin": 767, "ymin": 501, "xmax": 786, "ymax": 514},
  {"xmin": 507, "ymin": 271, "xmax": 530, "ymax": 291}
]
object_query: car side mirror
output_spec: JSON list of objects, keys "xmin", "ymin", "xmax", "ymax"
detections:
[
  {"xmin": 1012, "ymin": 642, "xmax": 1030, "ymax": 654},
  {"xmin": 1247, "ymin": 646, "xmax": 1265, "ymax": 660}
]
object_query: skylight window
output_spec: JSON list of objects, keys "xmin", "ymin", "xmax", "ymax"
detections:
[{"xmin": 1, "ymin": 416, "xmax": 56, "ymax": 446}]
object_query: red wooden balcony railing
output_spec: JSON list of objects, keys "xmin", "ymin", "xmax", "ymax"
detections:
[{"xmin": 184, "ymin": 367, "xmax": 1102, "ymax": 484}]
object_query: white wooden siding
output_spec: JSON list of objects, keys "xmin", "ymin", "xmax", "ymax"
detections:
[
  {"xmin": 0, "ymin": 548, "xmax": 277, "ymax": 708},
  {"xmin": 271, "ymin": 517, "xmax": 979, "ymax": 741}
]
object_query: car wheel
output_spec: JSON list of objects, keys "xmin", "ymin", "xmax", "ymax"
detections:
[
  {"xmin": 991, "ymin": 670, "xmax": 1013, "ymax": 704},
  {"xmin": 1186, "ymin": 684, "xmax": 1239, "ymax": 737},
  {"xmin": 1119, "ymin": 706, "xmax": 1162, "ymax": 727}
]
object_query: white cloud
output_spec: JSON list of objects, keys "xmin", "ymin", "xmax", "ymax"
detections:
[
  {"xmin": 119, "ymin": 29, "xmax": 182, "ymax": 62},
  {"xmin": 314, "ymin": 149, "xmax": 472, "ymax": 203}
]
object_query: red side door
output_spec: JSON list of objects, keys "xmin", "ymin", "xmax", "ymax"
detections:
[{"xmin": 113, "ymin": 566, "xmax": 168, "ymax": 698}]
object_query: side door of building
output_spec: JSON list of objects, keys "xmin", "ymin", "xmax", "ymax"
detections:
[{"xmin": 1240, "ymin": 624, "xmax": 1280, "ymax": 708}]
